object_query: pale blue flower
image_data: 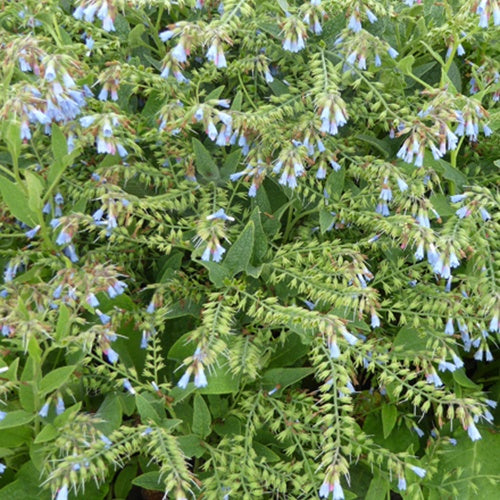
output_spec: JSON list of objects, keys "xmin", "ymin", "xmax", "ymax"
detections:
[
  {"xmin": 56, "ymin": 484, "xmax": 68, "ymax": 500},
  {"xmin": 410, "ymin": 465, "xmax": 427, "ymax": 478}
]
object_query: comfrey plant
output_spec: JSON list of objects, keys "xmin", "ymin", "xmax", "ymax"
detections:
[{"xmin": 0, "ymin": 0, "xmax": 498, "ymax": 499}]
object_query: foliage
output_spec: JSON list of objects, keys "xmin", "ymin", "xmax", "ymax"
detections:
[{"xmin": 0, "ymin": 0, "xmax": 499, "ymax": 499}]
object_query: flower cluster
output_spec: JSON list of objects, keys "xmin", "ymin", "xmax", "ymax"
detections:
[
  {"xmin": 194, "ymin": 209, "xmax": 234, "ymax": 262},
  {"xmin": 79, "ymin": 113, "xmax": 130, "ymax": 156},
  {"xmin": 315, "ymin": 93, "xmax": 349, "ymax": 136},
  {"xmin": 73, "ymin": 0, "xmax": 117, "ymax": 32},
  {"xmin": 177, "ymin": 347, "xmax": 208, "ymax": 389},
  {"xmin": 281, "ymin": 16, "xmax": 307, "ymax": 53}
]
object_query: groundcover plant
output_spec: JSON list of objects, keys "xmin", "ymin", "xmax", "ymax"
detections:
[{"xmin": 0, "ymin": 0, "xmax": 499, "ymax": 498}]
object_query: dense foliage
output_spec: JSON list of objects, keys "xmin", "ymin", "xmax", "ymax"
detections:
[{"xmin": 0, "ymin": 0, "xmax": 499, "ymax": 498}]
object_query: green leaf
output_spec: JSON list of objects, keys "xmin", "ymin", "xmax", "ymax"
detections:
[
  {"xmin": 365, "ymin": 471, "xmax": 390, "ymax": 500},
  {"xmin": 177, "ymin": 434, "xmax": 206, "ymax": 458},
  {"xmin": 0, "ymin": 177, "xmax": 37, "ymax": 226},
  {"xmin": 40, "ymin": 365, "xmax": 76, "ymax": 396},
  {"xmin": 249, "ymin": 208, "xmax": 268, "ymax": 263},
  {"xmin": 136, "ymin": 393, "xmax": 162, "ymax": 425},
  {"xmin": 4, "ymin": 121, "xmax": 21, "ymax": 163},
  {"xmin": 230, "ymin": 90, "xmax": 243, "ymax": 111},
  {"xmin": 205, "ymin": 85, "xmax": 225, "ymax": 101},
  {"xmin": 0, "ymin": 425, "xmax": 32, "ymax": 448},
  {"xmin": 425, "ymin": 153, "xmax": 467, "ymax": 188},
  {"xmin": 55, "ymin": 304, "xmax": 70, "ymax": 341},
  {"xmin": 34, "ymin": 424, "xmax": 58, "ymax": 444},
  {"xmin": 325, "ymin": 167, "xmax": 345, "ymax": 199},
  {"xmin": 261, "ymin": 367, "xmax": 314, "ymax": 392},
  {"xmin": 356, "ymin": 134, "xmax": 390, "ymax": 158},
  {"xmin": 192, "ymin": 393, "xmax": 211, "ymax": 439},
  {"xmin": 192, "ymin": 138, "xmax": 220, "ymax": 181},
  {"xmin": 420, "ymin": 40, "xmax": 445, "ymax": 65},
  {"xmin": 452, "ymin": 368, "xmax": 481, "ymax": 389},
  {"xmin": 429, "ymin": 193, "xmax": 454, "ymax": 217},
  {"xmin": 50, "ymin": 124, "xmax": 68, "ymax": 165},
  {"xmin": 432, "ymin": 428, "xmax": 500, "ymax": 498},
  {"xmin": 268, "ymin": 79, "xmax": 289, "ymax": 96},
  {"xmin": 132, "ymin": 471, "xmax": 165, "ymax": 491},
  {"xmin": 199, "ymin": 260, "xmax": 230, "ymax": 287},
  {"xmin": 214, "ymin": 415, "xmax": 242, "ymax": 437},
  {"xmin": 0, "ymin": 461, "xmax": 49, "ymax": 500},
  {"xmin": 268, "ymin": 333, "xmax": 308, "ymax": 368},
  {"xmin": 25, "ymin": 171, "xmax": 44, "ymax": 214},
  {"xmin": 128, "ymin": 24, "xmax": 146, "ymax": 47},
  {"xmin": 54, "ymin": 402, "xmax": 82, "ymax": 426},
  {"xmin": 223, "ymin": 220, "xmax": 254, "ymax": 275},
  {"xmin": 254, "ymin": 442, "xmax": 281, "ymax": 463},
  {"xmin": 95, "ymin": 394, "xmax": 123, "ymax": 435},
  {"xmin": 0, "ymin": 410, "xmax": 34, "ymax": 429},
  {"xmin": 220, "ymin": 149, "xmax": 241, "ymax": 179},
  {"xmin": 447, "ymin": 60, "xmax": 462, "ymax": 93},
  {"xmin": 27, "ymin": 336, "xmax": 42, "ymax": 362},
  {"xmin": 393, "ymin": 327, "xmax": 427, "ymax": 355},
  {"xmin": 48, "ymin": 124, "xmax": 75, "ymax": 186},
  {"xmin": 381, "ymin": 404, "xmax": 398, "ymax": 439},
  {"xmin": 397, "ymin": 55, "xmax": 415, "ymax": 74},
  {"xmin": 114, "ymin": 463, "xmax": 138, "ymax": 499},
  {"xmin": 198, "ymin": 365, "xmax": 239, "ymax": 395},
  {"xmin": 168, "ymin": 332, "xmax": 195, "ymax": 361},
  {"xmin": 19, "ymin": 382, "xmax": 35, "ymax": 413},
  {"xmin": 319, "ymin": 208, "xmax": 335, "ymax": 234}
]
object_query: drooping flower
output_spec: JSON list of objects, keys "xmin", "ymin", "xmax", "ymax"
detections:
[
  {"xmin": 39, "ymin": 402, "xmax": 50, "ymax": 418},
  {"xmin": 55, "ymin": 484, "xmax": 68, "ymax": 500},
  {"xmin": 409, "ymin": 465, "xmax": 427, "ymax": 478}
]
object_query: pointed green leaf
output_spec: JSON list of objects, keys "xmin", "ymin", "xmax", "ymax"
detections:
[
  {"xmin": 262, "ymin": 367, "xmax": 314, "ymax": 392},
  {"xmin": 132, "ymin": 472, "xmax": 164, "ymax": 491},
  {"xmin": 192, "ymin": 138, "xmax": 220, "ymax": 181},
  {"xmin": 365, "ymin": 471, "xmax": 390, "ymax": 500},
  {"xmin": 250, "ymin": 208, "xmax": 268, "ymax": 263},
  {"xmin": 0, "ymin": 177, "xmax": 37, "ymax": 226},
  {"xmin": 220, "ymin": 149, "xmax": 241, "ymax": 179},
  {"xmin": 40, "ymin": 366, "xmax": 76, "ymax": 396},
  {"xmin": 198, "ymin": 365, "xmax": 239, "ymax": 395},
  {"xmin": 51, "ymin": 124, "xmax": 68, "ymax": 164},
  {"xmin": 55, "ymin": 304, "xmax": 71, "ymax": 341},
  {"xmin": 381, "ymin": 404, "xmax": 398, "ymax": 438},
  {"xmin": 224, "ymin": 220, "xmax": 254, "ymax": 275},
  {"xmin": 4, "ymin": 120, "xmax": 21, "ymax": 162},
  {"xmin": 0, "ymin": 410, "xmax": 34, "ymax": 429},
  {"xmin": 136, "ymin": 393, "xmax": 162, "ymax": 425},
  {"xmin": 34, "ymin": 424, "xmax": 58, "ymax": 444},
  {"xmin": 192, "ymin": 393, "xmax": 211, "ymax": 439}
]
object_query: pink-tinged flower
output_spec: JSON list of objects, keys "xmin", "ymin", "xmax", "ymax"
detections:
[
  {"xmin": 172, "ymin": 42, "xmax": 187, "ymax": 63},
  {"xmin": 56, "ymin": 484, "xmax": 68, "ymax": 500},
  {"xmin": 206, "ymin": 41, "xmax": 227, "ymax": 68}
]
